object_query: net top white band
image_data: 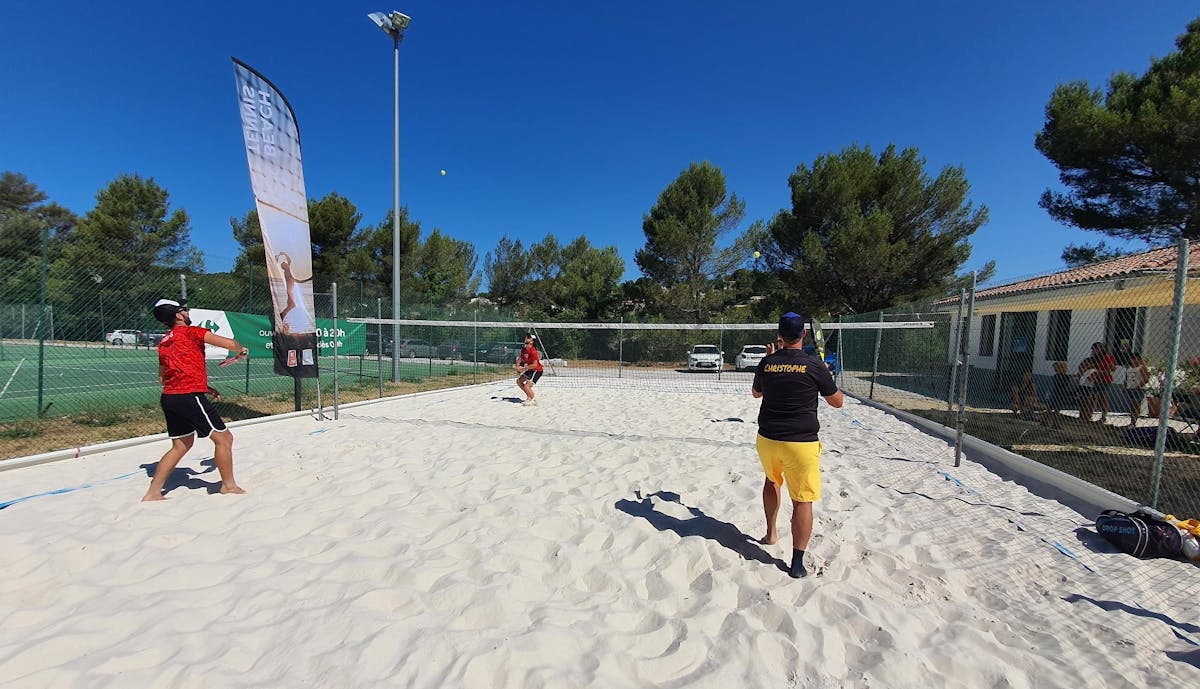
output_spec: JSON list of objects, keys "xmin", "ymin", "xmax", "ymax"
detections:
[{"xmin": 343, "ymin": 318, "xmax": 936, "ymax": 331}]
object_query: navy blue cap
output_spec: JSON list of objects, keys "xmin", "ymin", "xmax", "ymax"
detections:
[{"xmin": 778, "ymin": 311, "xmax": 806, "ymax": 340}]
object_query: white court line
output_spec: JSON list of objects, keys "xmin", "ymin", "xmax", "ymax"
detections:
[{"xmin": 0, "ymin": 358, "xmax": 26, "ymax": 400}]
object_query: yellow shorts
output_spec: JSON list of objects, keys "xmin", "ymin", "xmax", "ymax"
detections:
[{"xmin": 756, "ymin": 435, "xmax": 822, "ymax": 502}]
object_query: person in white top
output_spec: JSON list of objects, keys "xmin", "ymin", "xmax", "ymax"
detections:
[{"xmin": 1124, "ymin": 352, "xmax": 1150, "ymax": 428}]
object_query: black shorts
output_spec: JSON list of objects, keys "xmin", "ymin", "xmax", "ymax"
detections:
[
  {"xmin": 161, "ymin": 393, "xmax": 228, "ymax": 439},
  {"xmin": 521, "ymin": 370, "xmax": 543, "ymax": 384}
]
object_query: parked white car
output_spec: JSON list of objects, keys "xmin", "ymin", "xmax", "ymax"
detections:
[
  {"xmin": 686, "ymin": 344, "xmax": 724, "ymax": 372},
  {"xmin": 105, "ymin": 329, "xmax": 142, "ymax": 345},
  {"xmin": 736, "ymin": 344, "xmax": 768, "ymax": 371}
]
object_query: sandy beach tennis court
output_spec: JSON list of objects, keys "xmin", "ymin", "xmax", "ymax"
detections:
[{"xmin": 0, "ymin": 381, "xmax": 1196, "ymax": 688}]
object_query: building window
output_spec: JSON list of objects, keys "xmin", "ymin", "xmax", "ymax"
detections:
[
  {"xmin": 1046, "ymin": 310, "xmax": 1070, "ymax": 362},
  {"xmin": 979, "ymin": 314, "xmax": 996, "ymax": 356}
]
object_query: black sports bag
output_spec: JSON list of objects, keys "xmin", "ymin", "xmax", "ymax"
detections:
[{"xmin": 1096, "ymin": 510, "xmax": 1183, "ymax": 559}]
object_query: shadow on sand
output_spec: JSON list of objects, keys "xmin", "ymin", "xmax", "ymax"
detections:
[
  {"xmin": 615, "ymin": 490, "xmax": 787, "ymax": 574},
  {"xmin": 139, "ymin": 458, "xmax": 221, "ymax": 496},
  {"xmin": 1063, "ymin": 593, "xmax": 1200, "ymax": 665}
]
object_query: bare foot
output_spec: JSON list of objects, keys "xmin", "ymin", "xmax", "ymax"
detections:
[
  {"xmin": 220, "ymin": 484, "xmax": 247, "ymax": 495},
  {"xmin": 760, "ymin": 532, "xmax": 777, "ymax": 545},
  {"xmin": 141, "ymin": 492, "xmax": 166, "ymax": 502}
]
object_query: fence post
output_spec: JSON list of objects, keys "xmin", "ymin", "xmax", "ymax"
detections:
[
  {"xmin": 473, "ymin": 309, "xmax": 479, "ymax": 385},
  {"xmin": 954, "ymin": 272, "xmax": 977, "ymax": 467},
  {"xmin": 1149, "ymin": 239, "xmax": 1189, "ymax": 508},
  {"xmin": 947, "ymin": 288, "xmax": 965, "ymax": 414},
  {"xmin": 869, "ymin": 311, "xmax": 883, "ymax": 399},
  {"xmin": 37, "ymin": 225, "xmax": 48, "ymax": 418},
  {"xmin": 332, "ymin": 281, "xmax": 339, "ymax": 421}
]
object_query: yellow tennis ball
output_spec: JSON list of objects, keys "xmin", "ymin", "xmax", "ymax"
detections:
[
  {"xmin": 440, "ymin": 169, "xmax": 446, "ymax": 176},
  {"xmin": 753, "ymin": 251, "xmax": 761, "ymax": 259}
]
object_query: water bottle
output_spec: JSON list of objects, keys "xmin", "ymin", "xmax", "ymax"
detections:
[{"xmin": 1183, "ymin": 534, "xmax": 1200, "ymax": 564}]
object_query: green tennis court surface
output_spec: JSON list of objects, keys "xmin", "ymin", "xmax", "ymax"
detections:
[{"xmin": 0, "ymin": 341, "xmax": 493, "ymax": 422}]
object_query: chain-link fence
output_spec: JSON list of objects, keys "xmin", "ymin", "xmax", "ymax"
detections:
[
  {"xmin": 0, "ymin": 260, "xmax": 524, "ymax": 459},
  {"xmin": 5, "ymin": 242, "xmax": 1200, "ymax": 522},
  {"xmin": 836, "ymin": 240, "xmax": 1200, "ymax": 518}
]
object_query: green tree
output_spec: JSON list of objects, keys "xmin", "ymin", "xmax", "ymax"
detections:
[
  {"xmin": 65, "ymin": 173, "xmax": 201, "ymax": 272},
  {"xmin": 554, "ymin": 236, "xmax": 624, "ymax": 320},
  {"xmin": 483, "ymin": 234, "xmax": 624, "ymax": 319},
  {"xmin": 1036, "ymin": 18, "xmax": 1200, "ymax": 243},
  {"xmin": 413, "ymin": 228, "xmax": 480, "ymax": 304},
  {"xmin": 1061, "ymin": 241, "xmax": 1134, "ymax": 268},
  {"xmin": 0, "ymin": 172, "xmax": 76, "ymax": 305},
  {"xmin": 307, "ymin": 192, "xmax": 362, "ymax": 281},
  {"xmin": 765, "ymin": 144, "xmax": 990, "ymax": 315},
  {"xmin": 230, "ymin": 208, "xmax": 263, "ymax": 273},
  {"xmin": 484, "ymin": 236, "xmax": 533, "ymax": 306},
  {"xmin": 636, "ymin": 161, "xmax": 753, "ymax": 320}
]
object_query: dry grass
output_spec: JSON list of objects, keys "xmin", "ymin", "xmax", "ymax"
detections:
[
  {"xmin": 0, "ymin": 370, "xmax": 512, "ymax": 462},
  {"xmin": 900, "ymin": 406, "xmax": 1200, "ymax": 517}
]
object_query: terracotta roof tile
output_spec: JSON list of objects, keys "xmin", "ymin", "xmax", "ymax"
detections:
[{"xmin": 968, "ymin": 244, "xmax": 1198, "ymax": 301}]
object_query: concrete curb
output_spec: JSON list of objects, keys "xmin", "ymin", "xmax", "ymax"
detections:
[{"xmin": 847, "ymin": 392, "xmax": 1142, "ymax": 519}]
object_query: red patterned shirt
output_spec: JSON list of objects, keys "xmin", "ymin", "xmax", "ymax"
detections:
[
  {"xmin": 158, "ymin": 325, "xmax": 210, "ymax": 394},
  {"xmin": 518, "ymin": 344, "xmax": 543, "ymax": 372}
]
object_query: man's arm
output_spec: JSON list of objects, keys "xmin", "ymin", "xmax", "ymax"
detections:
[
  {"xmin": 204, "ymin": 331, "xmax": 247, "ymax": 357},
  {"xmin": 822, "ymin": 390, "xmax": 844, "ymax": 408}
]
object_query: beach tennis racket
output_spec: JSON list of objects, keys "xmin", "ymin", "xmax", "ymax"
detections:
[{"xmin": 218, "ymin": 350, "xmax": 248, "ymax": 367}]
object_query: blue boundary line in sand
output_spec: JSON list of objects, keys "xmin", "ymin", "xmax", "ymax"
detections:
[
  {"xmin": 843, "ymin": 407, "xmax": 1199, "ymax": 648},
  {"xmin": 0, "ymin": 470, "xmax": 142, "ymax": 511}
]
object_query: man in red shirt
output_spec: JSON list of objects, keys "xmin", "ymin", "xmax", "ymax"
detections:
[
  {"xmin": 142, "ymin": 299, "xmax": 249, "ymax": 502},
  {"xmin": 515, "ymin": 333, "xmax": 544, "ymax": 406}
]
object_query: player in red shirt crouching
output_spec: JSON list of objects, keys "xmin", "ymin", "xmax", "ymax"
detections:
[{"xmin": 142, "ymin": 299, "xmax": 249, "ymax": 502}]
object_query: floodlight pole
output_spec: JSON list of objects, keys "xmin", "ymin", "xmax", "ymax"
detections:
[
  {"xmin": 369, "ymin": 10, "xmax": 410, "ymax": 383},
  {"xmin": 390, "ymin": 31, "xmax": 401, "ymax": 382}
]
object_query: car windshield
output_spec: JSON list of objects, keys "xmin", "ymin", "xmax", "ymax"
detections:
[
  {"xmin": 742, "ymin": 345, "xmax": 766, "ymax": 354},
  {"xmin": 692, "ymin": 346, "xmax": 719, "ymax": 354}
]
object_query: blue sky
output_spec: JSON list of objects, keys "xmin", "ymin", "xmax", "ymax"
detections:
[{"xmin": 1, "ymin": 1, "xmax": 1195, "ymax": 286}]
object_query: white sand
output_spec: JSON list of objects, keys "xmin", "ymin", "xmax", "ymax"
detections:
[{"xmin": 0, "ymin": 381, "xmax": 1197, "ymax": 688}]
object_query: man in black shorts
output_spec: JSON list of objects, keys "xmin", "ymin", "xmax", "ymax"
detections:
[
  {"xmin": 515, "ymin": 333, "xmax": 544, "ymax": 406},
  {"xmin": 142, "ymin": 298, "xmax": 249, "ymax": 502}
]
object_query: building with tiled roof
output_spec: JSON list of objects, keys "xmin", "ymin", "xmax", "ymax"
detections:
[{"xmin": 941, "ymin": 243, "xmax": 1199, "ymax": 390}]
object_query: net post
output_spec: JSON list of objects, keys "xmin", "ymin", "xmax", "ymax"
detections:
[
  {"xmin": 294, "ymin": 376, "xmax": 302, "ymax": 412},
  {"xmin": 618, "ymin": 317, "xmax": 624, "ymax": 379},
  {"xmin": 869, "ymin": 311, "xmax": 883, "ymax": 399},
  {"xmin": 473, "ymin": 310, "xmax": 478, "ymax": 385},
  {"xmin": 718, "ymin": 320, "xmax": 724, "ymax": 381}
]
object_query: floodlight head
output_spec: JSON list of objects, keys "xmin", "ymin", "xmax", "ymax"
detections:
[{"xmin": 368, "ymin": 10, "xmax": 410, "ymax": 36}]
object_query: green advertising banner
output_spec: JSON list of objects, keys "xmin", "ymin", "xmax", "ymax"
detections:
[{"xmin": 191, "ymin": 309, "xmax": 365, "ymax": 358}]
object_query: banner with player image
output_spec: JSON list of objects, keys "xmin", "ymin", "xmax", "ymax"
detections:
[{"xmin": 232, "ymin": 57, "xmax": 319, "ymax": 378}]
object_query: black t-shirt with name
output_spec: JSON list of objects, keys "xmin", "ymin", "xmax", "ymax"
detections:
[{"xmin": 753, "ymin": 348, "xmax": 838, "ymax": 442}]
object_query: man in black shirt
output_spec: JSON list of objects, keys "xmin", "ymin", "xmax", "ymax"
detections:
[{"xmin": 752, "ymin": 312, "xmax": 844, "ymax": 578}]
